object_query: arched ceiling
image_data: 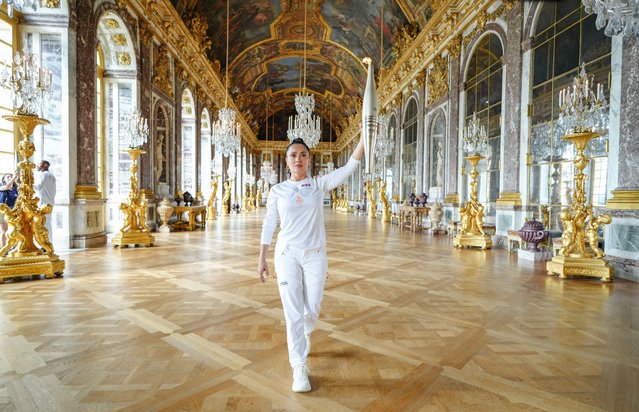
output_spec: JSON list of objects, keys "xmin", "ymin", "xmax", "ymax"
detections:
[{"xmin": 171, "ymin": 0, "xmax": 437, "ymax": 142}]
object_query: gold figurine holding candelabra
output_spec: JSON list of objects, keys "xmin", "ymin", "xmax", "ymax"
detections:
[
  {"xmin": 547, "ymin": 64, "xmax": 612, "ymax": 281},
  {"xmin": 207, "ymin": 175, "xmax": 219, "ymax": 221},
  {"xmin": 377, "ymin": 178, "xmax": 391, "ymax": 222},
  {"xmin": 112, "ymin": 111, "xmax": 154, "ymax": 247},
  {"xmin": 0, "ymin": 51, "xmax": 64, "ymax": 282},
  {"xmin": 454, "ymin": 113, "xmax": 492, "ymax": 249},
  {"xmin": 365, "ymin": 179, "xmax": 376, "ymax": 219}
]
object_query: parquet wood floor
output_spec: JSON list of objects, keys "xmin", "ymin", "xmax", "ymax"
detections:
[{"xmin": 1, "ymin": 210, "xmax": 638, "ymax": 411}]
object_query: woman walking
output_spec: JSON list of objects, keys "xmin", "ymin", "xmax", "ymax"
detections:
[{"xmin": 258, "ymin": 135, "xmax": 364, "ymax": 392}]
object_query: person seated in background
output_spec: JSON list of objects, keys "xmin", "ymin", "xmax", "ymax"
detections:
[{"xmin": 0, "ymin": 172, "xmax": 19, "ymax": 247}]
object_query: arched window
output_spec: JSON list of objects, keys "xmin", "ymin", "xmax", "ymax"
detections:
[
  {"xmin": 402, "ymin": 98, "xmax": 418, "ymax": 198},
  {"xmin": 97, "ymin": 12, "xmax": 138, "ymax": 232},
  {"xmin": 528, "ymin": 0, "xmax": 610, "ymax": 229},
  {"xmin": 464, "ymin": 33, "xmax": 503, "ymax": 211},
  {"xmin": 386, "ymin": 114, "xmax": 397, "ymax": 201},
  {"xmin": 181, "ymin": 89, "xmax": 196, "ymax": 194},
  {"xmin": 429, "ymin": 111, "xmax": 446, "ymax": 199},
  {"xmin": 200, "ymin": 108, "xmax": 215, "ymax": 200},
  {"xmin": 0, "ymin": 16, "xmax": 16, "ymax": 175}
]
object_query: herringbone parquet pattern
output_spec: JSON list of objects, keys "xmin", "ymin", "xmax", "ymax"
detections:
[{"xmin": 0, "ymin": 210, "xmax": 637, "ymax": 411}]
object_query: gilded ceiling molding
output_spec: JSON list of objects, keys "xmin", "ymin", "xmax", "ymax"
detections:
[
  {"xmin": 338, "ymin": 0, "xmax": 513, "ymax": 150},
  {"xmin": 181, "ymin": 9, "xmax": 212, "ymax": 54},
  {"xmin": 123, "ymin": 0, "xmax": 257, "ymax": 149}
]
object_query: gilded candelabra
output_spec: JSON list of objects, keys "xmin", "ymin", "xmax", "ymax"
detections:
[
  {"xmin": 0, "ymin": 115, "xmax": 65, "ymax": 282},
  {"xmin": 112, "ymin": 148, "xmax": 155, "ymax": 247},
  {"xmin": 546, "ymin": 132, "xmax": 612, "ymax": 281},
  {"xmin": 453, "ymin": 154, "xmax": 492, "ymax": 249},
  {"xmin": 207, "ymin": 175, "xmax": 219, "ymax": 221},
  {"xmin": 547, "ymin": 64, "xmax": 611, "ymax": 281}
]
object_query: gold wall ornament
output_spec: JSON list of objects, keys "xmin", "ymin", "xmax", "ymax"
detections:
[
  {"xmin": 453, "ymin": 155, "xmax": 492, "ymax": 249},
  {"xmin": 0, "ymin": 114, "xmax": 65, "ymax": 283},
  {"xmin": 113, "ymin": 34, "xmax": 127, "ymax": 46},
  {"xmin": 112, "ymin": 149, "xmax": 155, "ymax": 247},
  {"xmin": 117, "ymin": 52, "xmax": 131, "ymax": 65},
  {"xmin": 105, "ymin": 18, "xmax": 120, "ymax": 29},
  {"xmin": 152, "ymin": 44, "xmax": 174, "ymax": 99},
  {"xmin": 427, "ymin": 55, "xmax": 449, "ymax": 105},
  {"xmin": 547, "ymin": 131, "xmax": 612, "ymax": 282},
  {"xmin": 42, "ymin": 0, "xmax": 60, "ymax": 8},
  {"xmin": 447, "ymin": 35, "xmax": 463, "ymax": 60}
]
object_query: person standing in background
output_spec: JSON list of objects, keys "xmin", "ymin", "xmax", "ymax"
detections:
[{"xmin": 34, "ymin": 160, "xmax": 56, "ymax": 239}]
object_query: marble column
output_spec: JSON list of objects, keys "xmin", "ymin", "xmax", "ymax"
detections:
[
  {"xmin": 74, "ymin": 0, "xmax": 96, "ymax": 190},
  {"xmin": 174, "ymin": 82, "xmax": 183, "ymax": 195},
  {"xmin": 605, "ymin": 35, "xmax": 639, "ymax": 282},
  {"xmin": 139, "ymin": 24, "xmax": 153, "ymax": 193},
  {"xmin": 194, "ymin": 97, "xmax": 202, "ymax": 196},
  {"xmin": 445, "ymin": 55, "xmax": 460, "ymax": 204},
  {"xmin": 497, "ymin": 1, "xmax": 524, "ymax": 206},
  {"xmin": 71, "ymin": 1, "xmax": 106, "ymax": 248}
]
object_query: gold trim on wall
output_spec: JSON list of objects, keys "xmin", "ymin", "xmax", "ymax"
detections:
[{"xmin": 606, "ymin": 190, "xmax": 639, "ymax": 210}]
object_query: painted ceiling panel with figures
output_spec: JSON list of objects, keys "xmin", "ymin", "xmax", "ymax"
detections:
[{"xmin": 171, "ymin": 0, "xmax": 433, "ymax": 141}]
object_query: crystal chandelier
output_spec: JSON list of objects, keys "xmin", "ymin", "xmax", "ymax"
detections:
[
  {"xmin": 124, "ymin": 110, "xmax": 149, "ymax": 149},
  {"xmin": 557, "ymin": 63, "xmax": 609, "ymax": 135},
  {"xmin": 287, "ymin": 0, "xmax": 321, "ymax": 148},
  {"xmin": 375, "ymin": 114, "xmax": 394, "ymax": 160},
  {"xmin": 0, "ymin": 0, "xmax": 37, "ymax": 18},
  {"xmin": 212, "ymin": 0, "xmax": 241, "ymax": 157},
  {"xmin": 462, "ymin": 112, "xmax": 488, "ymax": 156},
  {"xmin": 582, "ymin": 0, "xmax": 639, "ymax": 36},
  {"xmin": 0, "ymin": 51, "xmax": 52, "ymax": 116},
  {"xmin": 287, "ymin": 93, "xmax": 321, "ymax": 147}
]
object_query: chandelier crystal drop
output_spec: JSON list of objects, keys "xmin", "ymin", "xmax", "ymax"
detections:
[
  {"xmin": 124, "ymin": 110, "xmax": 149, "ymax": 149},
  {"xmin": 0, "ymin": 0, "xmax": 37, "ymax": 18},
  {"xmin": 557, "ymin": 63, "xmax": 609, "ymax": 135},
  {"xmin": 213, "ymin": 107, "xmax": 241, "ymax": 157},
  {"xmin": 0, "ymin": 50, "xmax": 52, "ymax": 116},
  {"xmin": 582, "ymin": 0, "xmax": 639, "ymax": 37},
  {"xmin": 287, "ymin": 93, "xmax": 321, "ymax": 148},
  {"xmin": 462, "ymin": 112, "xmax": 488, "ymax": 156}
]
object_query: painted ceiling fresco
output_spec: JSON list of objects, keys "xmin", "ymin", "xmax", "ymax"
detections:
[{"xmin": 171, "ymin": 0, "xmax": 432, "ymax": 141}]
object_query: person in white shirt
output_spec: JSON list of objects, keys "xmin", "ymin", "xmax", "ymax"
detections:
[
  {"xmin": 34, "ymin": 160, "xmax": 57, "ymax": 238},
  {"xmin": 258, "ymin": 135, "xmax": 364, "ymax": 393}
]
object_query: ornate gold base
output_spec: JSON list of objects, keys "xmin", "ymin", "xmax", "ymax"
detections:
[
  {"xmin": 0, "ymin": 254, "xmax": 65, "ymax": 283},
  {"xmin": 207, "ymin": 206, "xmax": 217, "ymax": 220},
  {"xmin": 546, "ymin": 255, "xmax": 612, "ymax": 282},
  {"xmin": 112, "ymin": 231, "xmax": 155, "ymax": 248},
  {"xmin": 453, "ymin": 233, "xmax": 492, "ymax": 249}
]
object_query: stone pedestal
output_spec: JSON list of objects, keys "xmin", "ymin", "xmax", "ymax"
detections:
[{"xmin": 518, "ymin": 249, "xmax": 551, "ymax": 262}]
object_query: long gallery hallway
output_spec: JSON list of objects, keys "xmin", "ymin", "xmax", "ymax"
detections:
[{"xmin": 0, "ymin": 210, "xmax": 638, "ymax": 411}]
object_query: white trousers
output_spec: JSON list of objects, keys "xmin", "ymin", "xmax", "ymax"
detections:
[{"xmin": 274, "ymin": 243, "xmax": 327, "ymax": 368}]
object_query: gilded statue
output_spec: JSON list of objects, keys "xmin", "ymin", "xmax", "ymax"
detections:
[
  {"xmin": 586, "ymin": 212, "xmax": 612, "ymax": 258},
  {"xmin": 459, "ymin": 202, "xmax": 484, "ymax": 236},
  {"xmin": 377, "ymin": 179, "xmax": 390, "ymax": 222},
  {"xmin": 255, "ymin": 184, "xmax": 262, "ymax": 209},
  {"xmin": 331, "ymin": 189, "xmax": 337, "ymax": 209},
  {"xmin": 0, "ymin": 204, "xmax": 26, "ymax": 256},
  {"xmin": 365, "ymin": 181, "xmax": 376, "ymax": 218},
  {"xmin": 222, "ymin": 180, "xmax": 231, "ymax": 214},
  {"xmin": 208, "ymin": 176, "xmax": 219, "ymax": 208},
  {"xmin": 32, "ymin": 204, "xmax": 54, "ymax": 254}
]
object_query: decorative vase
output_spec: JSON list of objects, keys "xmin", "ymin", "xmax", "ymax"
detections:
[
  {"xmin": 156, "ymin": 197, "xmax": 174, "ymax": 233},
  {"xmin": 518, "ymin": 219, "xmax": 548, "ymax": 252}
]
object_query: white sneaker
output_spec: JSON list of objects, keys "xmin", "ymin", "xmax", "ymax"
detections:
[
  {"xmin": 304, "ymin": 333, "xmax": 311, "ymax": 358},
  {"xmin": 292, "ymin": 363, "xmax": 311, "ymax": 392}
]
